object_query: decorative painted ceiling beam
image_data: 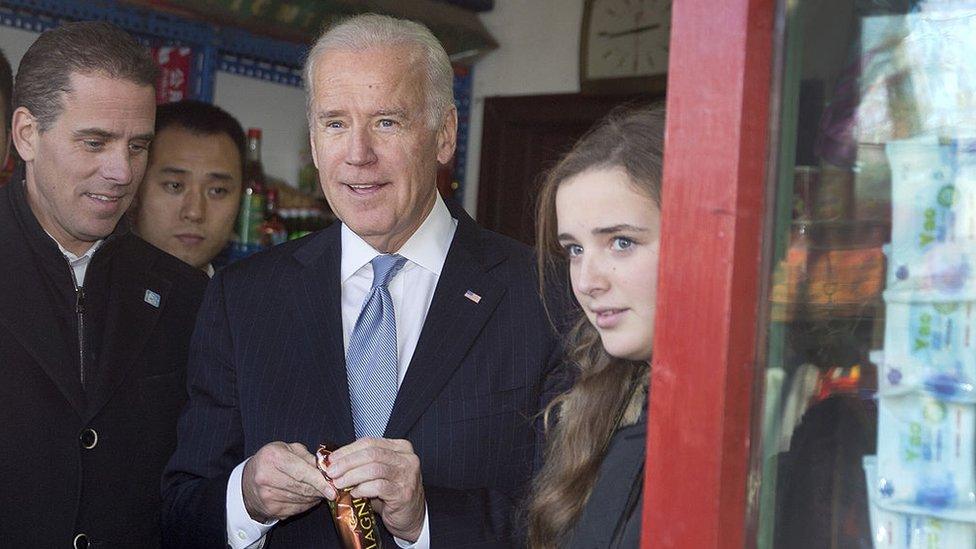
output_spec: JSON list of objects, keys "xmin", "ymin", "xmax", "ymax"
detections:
[{"xmin": 150, "ymin": 0, "xmax": 497, "ymax": 62}]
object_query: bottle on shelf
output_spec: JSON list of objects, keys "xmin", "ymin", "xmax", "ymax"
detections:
[
  {"xmin": 235, "ymin": 128, "xmax": 267, "ymax": 247},
  {"xmin": 259, "ymin": 187, "xmax": 288, "ymax": 248},
  {"xmin": 297, "ymin": 139, "xmax": 320, "ymax": 196}
]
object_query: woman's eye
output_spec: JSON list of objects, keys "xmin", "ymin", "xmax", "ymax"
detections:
[
  {"xmin": 612, "ymin": 237, "xmax": 635, "ymax": 251},
  {"xmin": 564, "ymin": 243, "xmax": 583, "ymax": 257}
]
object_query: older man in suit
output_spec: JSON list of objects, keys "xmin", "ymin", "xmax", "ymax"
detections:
[{"xmin": 162, "ymin": 13, "xmax": 565, "ymax": 549}]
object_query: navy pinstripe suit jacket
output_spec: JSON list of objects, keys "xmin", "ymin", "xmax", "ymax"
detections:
[{"xmin": 161, "ymin": 199, "xmax": 566, "ymax": 548}]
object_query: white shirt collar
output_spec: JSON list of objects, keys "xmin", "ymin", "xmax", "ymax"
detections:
[
  {"xmin": 204, "ymin": 263, "xmax": 215, "ymax": 278},
  {"xmin": 45, "ymin": 231, "xmax": 103, "ymax": 265},
  {"xmin": 43, "ymin": 231, "xmax": 103, "ymax": 286},
  {"xmin": 58, "ymin": 240, "xmax": 101, "ymax": 263},
  {"xmin": 340, "ymin": 193, "xmax": 455, "ymax": 283}
]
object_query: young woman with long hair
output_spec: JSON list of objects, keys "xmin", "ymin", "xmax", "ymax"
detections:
[{"xmin": 527, "ymin": 104, "xmax": 665, "ymax": 548}]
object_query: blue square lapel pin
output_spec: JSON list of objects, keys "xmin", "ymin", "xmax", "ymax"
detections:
[{"xmin": 144, "ymin": 289, "xmax": 161, "ymax": 308}]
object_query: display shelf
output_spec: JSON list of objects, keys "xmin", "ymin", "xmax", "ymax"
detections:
[
  {"xmin": 452, "ymin": 64, "xmax": 473, "ymax": 203},
  {"xmin": 217, "ymin": 53, "xmax": 303, "ymax": 88},
  {"xmin": 2, "ymin": 0, "xmax": 211, "ymax": 42},
  {"xmin": 0, "ymin": 0, "xmax": 307, "ymax": 92}
]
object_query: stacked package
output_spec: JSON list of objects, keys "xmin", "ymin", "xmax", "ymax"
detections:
[{"xmin": 865, "ymin": 135, "xmax": 976, "ymax": 548}]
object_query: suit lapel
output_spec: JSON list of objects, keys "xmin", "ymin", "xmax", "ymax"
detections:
[
  {"xmin": 0, "ymin": 228, "xmax": 85, "ymax": 415},
  {"xmin": 384, "ymin": 210, "xmax": 508, "ymax": 439},
  {"xmin": 293, "ymin": 223, "xmax": 357, "ymax": 445},
  {"xmin": 0, "ymin": 184, "xmax": 84, "ymax": 415},
  {"xmin": 86, "ymin": 245, "xmax": 169, "ymax": 420}
]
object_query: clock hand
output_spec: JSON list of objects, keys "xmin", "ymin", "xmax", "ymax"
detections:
[{"xmin": 597, "ymin": 23, "xmax": 661, "ymax": 39}]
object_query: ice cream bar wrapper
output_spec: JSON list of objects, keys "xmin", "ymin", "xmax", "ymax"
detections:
[{"xmin": 316, "ymin": 444, "xmax": 383, "ymax": 549}]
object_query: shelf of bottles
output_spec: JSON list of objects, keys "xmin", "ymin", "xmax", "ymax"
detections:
[{"xmin": 223, "ymin": 127, "xmax": 335, "ymax": 264}]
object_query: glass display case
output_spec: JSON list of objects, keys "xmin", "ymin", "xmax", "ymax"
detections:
[
  {"xmin": 642, "ymin": 1, "xmax": 976, "ymax": 547},
  {"xmin": 756, "ymin": 2, "xmax": 976, "ymax": 548}
]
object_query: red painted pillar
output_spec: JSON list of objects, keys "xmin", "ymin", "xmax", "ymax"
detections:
[{"xmin": 643, "ymin": 0, "xmax": 776, "ymax": 547}]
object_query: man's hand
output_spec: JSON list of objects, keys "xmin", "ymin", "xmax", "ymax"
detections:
[
  {"xmin": 242, "ymin": 442, "xmax": 334, "ymax": 523},
  {"xmin": 326, "ymin": 438, "xmax": 426, "ymax": 542}
]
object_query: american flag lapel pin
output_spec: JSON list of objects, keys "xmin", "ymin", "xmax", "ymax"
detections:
[
  {"xmin": 464, "ymin": 289, "xmax": 481, "ymax": 304},
  {"xmin": 144, "ymin": 289, "xmax": 161, "ymax": 308}
]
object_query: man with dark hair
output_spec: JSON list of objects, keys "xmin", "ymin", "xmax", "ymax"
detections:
[
  {"xmin": 131, "ymin": 100, "xmax": 244, "ymax": 275},
  {"xmin": 0, "ymin": 21, "xmax": 208, "ymax": 548}
]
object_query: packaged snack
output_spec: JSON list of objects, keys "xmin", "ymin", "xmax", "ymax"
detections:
[
  {"xmin": 882, "ymin": 291, "xmax": 976, "ymax": 400},
  {"xmin": 875, "ymin": 394, "xmax": 976, "ymax": 512},
  {"xmin": 887, "ymin": 136, "xmax": 976, "ymax": 295},
  {"xmin": 864, "ymin": 455, "xmax": 976, "ymax": 548},
  {"xmin": 316, "ymin": 444, "xmax": 383, "ymax": 549}
]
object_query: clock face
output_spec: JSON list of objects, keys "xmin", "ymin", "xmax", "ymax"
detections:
[{"xmin": 582, "ymin": 0, "xmax": 672, "ymax": 81}]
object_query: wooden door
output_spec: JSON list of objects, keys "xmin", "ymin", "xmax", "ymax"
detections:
[{"xmin": 476, "ymin": 92, "xmax": 655, "ymax": 244}]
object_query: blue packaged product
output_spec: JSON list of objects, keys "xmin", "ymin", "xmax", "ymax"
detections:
[
  {"xmin": 864, "ymin": 456, "xmax": 976, "ymax": 548},
  {"xmin": 882, "ymin": 291, "xmax": 976, "ymax": 400},
  {"xmin": 887, "ymin": 136, "xmax": 976, "ymax": 295},
  {"xmin": 876, "ymin": 393, "xmax": 976, "ymax": 512}
]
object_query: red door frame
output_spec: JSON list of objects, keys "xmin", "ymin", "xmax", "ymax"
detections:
[{"xmin": 643, "ymin": 0, "xmax": 776, "ymax": 547}]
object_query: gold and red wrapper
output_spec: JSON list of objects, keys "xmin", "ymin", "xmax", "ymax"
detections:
[{"xmin": 316, "ymin": 444, "xmax": 383, "ymax": 549}]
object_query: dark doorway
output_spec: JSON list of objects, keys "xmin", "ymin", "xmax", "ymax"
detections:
[{"xmin": 476, "ymin": 92, "xmax": 659, "ymax": 244}]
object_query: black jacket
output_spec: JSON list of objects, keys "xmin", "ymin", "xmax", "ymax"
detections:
[
  {"xmin": 566, "ymin": 410, "xmax": 646, "ymax": 549},
  {"xmin": 0, "ymin": 178, "xmax": 208, "ymax": 548}
]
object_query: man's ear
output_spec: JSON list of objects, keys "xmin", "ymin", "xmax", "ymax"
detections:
[
  {"xmin": 436, "ymin": 106, "xmax": 458, "ymax": 166},
  {"xmin": 309, "ymin": 128, "xmax": 320, "ymax": 170},
  {"xmin": 11, "ymin": 107, "xmax": 38, "ymax": 162}
]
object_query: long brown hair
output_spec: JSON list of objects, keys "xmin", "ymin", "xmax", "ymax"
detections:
[{"xmin": 527, "ymin": 103, "xmax": 665, "ymax": 548}]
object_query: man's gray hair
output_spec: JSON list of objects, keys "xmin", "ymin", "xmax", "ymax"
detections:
[{"xmin": 303, "ymin": 13, "xmax": 454, "ymax": 129}]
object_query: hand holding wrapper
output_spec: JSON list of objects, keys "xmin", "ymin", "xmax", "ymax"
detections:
[{"xmin": 317, "ymin": 444, "xmax": 383, "ymax": 549}]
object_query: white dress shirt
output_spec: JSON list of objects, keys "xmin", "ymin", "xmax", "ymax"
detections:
[
  {"xmin": 227, "ymin": 195, "xmax": 457, "ymax": 549},
  {"xmin": 46, "ymin": 233, "xmax": 103, "ymax": 287}
]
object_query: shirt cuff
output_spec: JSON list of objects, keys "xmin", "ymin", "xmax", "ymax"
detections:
[
  {"xmin": 226, "ymin": 458, "xmax": 278, "ymax": 549},
  {"xmin": 393, "ymin": 505, "xmax": 429, "ymax": 549}
]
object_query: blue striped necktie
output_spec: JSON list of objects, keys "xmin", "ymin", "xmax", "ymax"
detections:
[{"xmin": 347, "ymin": 254, "xmax": 407, "ymax": 439}]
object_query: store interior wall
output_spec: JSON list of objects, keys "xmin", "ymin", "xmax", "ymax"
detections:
[
  {"xmin": 0, "ymin": 0, "xmax": 587, "ymax": 216},
  {"xmin": 464, "ymin": 0, "xmax": 583, "ymax": 214},
  {"xmin": 212, "ymin": 72, "xmax": 309, "ymax": 190},
  {"xmin": 0, "ymin": 26, "xmax": 33, "ymax": 73}
]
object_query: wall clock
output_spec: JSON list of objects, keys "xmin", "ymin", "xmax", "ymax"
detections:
[{"xmin": 580, "ymin": 0, "xmax": 671, "ymax": 95}]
